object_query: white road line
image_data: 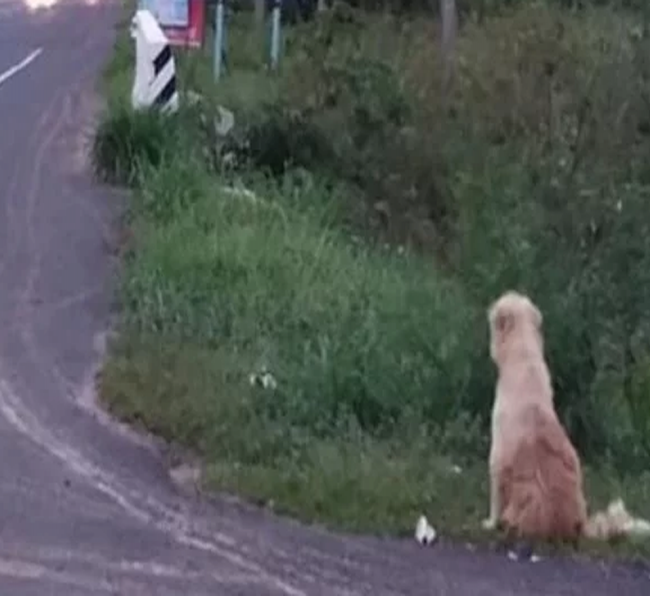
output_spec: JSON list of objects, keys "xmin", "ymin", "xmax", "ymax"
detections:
[{"xmin": 0, "ymin": 48, "xmax": 43, "ymax": 88}]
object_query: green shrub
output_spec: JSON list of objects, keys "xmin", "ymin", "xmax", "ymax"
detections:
[
  {"xmin": 100, "ymin": 3, "xmax": 650, "ymax": 469},
  {"xmin": 449, "ymin": 144, "xmax": 650, "ymax": 469},
  {"xmin": 439, "ymin": 7, "xmax": 650, "ymax": 468},
  {"xmin": 92, "ymin": 106, "xmax": 182, "ymax": 185},
  {"xmin": 340, "ymin": 0, "xmax": 650, "ymax": 18},
  {"xmin": 118, "ymin": 168, "xmax": 492, "ymax": 451},
  {"xmin": 207, "ymin": 4, "xmax": 650, "ymax": 467},
  {"xmin": 97, "ymin": 1, "xmax": 650, "ymax": 531},
  {"xmin": 96, "ymin": 1, "xmax": 650, "ymax": 544},
  {"xmin": 210, "ymin": 9, "xmax": 455, "ymax": 252}
]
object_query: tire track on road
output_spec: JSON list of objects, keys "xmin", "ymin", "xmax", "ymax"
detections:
[{"xmin": 0, "ymin": 7, "xmax": 306, "ymax": 595}]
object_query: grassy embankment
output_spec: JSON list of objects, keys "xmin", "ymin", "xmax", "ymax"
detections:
[{"xmin": 95, "ymin": 3, "xmax": 650, "ymax": 559}]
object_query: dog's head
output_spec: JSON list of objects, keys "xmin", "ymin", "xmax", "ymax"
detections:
[{"xmin": 488, "ymin": 290, "xmax": 543, "ymax": 365}]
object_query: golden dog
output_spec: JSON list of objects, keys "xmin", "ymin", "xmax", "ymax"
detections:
[{"xmin": 484, "ymin": 290, "xmax": 650, "ymax": 542}]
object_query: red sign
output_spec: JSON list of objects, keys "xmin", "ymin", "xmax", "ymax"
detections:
[{"xmin": 163, "ymin": 0, "xmax": 205, "ymax": 48}]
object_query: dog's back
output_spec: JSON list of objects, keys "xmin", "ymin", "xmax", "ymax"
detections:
[
  {"xmin": 500, "ymin": 404, "xmax": 587, "ymax": 541},
  {"xmin": 488, "ymin": 291, "xmax": 587, "ymax": 542},
  {"xmin": 488, "ymin": 291, "xmax": 650, "ymax": 544}
]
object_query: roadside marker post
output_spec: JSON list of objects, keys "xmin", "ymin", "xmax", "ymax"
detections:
[{"xmin": 131, "ymin": 9, "xmax": 179, "ymax": 113}]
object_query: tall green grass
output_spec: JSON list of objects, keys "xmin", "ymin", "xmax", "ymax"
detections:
[{"xmin": 96, "ymin": 2, "xmax": 650, "ymax": 555}]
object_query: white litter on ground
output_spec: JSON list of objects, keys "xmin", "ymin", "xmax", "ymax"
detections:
[
  {"xmin": 248, "ymin": 367, "xmax": 278, "ymax": 391},
  {"xmin": 415, "ymin": 515, "xmax": 437, "ymax": 545}
]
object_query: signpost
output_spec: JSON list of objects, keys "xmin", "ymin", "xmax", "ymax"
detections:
[
  {"xmin": 214, "ymin": 0, "xmax": 226, "ymax": 80},
  {"xmin": 137, "ymin": 0, "xmax": 284, "ymax": 82},
  {"xmin": 152, "ymin": 0, "xmax": 188, "ymax": 26},
  {"xmin": 142, "ymin": 0, "xmax": 205, "ymax": 48}
]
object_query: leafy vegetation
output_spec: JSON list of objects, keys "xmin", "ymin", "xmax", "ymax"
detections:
[{"xmin": 95, "ymin": 1, "xmax": 650, "ymax": 556}]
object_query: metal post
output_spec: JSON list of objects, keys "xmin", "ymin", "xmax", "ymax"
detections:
[
  {"xmin": 214, "ymin": 0, "xmax": 225, "ymax": 80},
  {"xmin": 269, "ymin": 0, "xmax": 281, "ymax": 70}
]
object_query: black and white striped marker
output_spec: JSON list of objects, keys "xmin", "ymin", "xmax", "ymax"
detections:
[
  {"xmin": 131, "ymin": 10, "xmax": 179, "ymax": 113},
  {"xmin": 151, "ymin": 44, "xmax": 178, "ymax": 112}
]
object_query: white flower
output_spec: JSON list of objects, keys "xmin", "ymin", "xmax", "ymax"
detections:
[
  {"xmin": 248, "ymin": 368, "xmax": 278, "ymax": 391},
  {"xmin": 221, "ymin": 185, "xmax": 260, "ymax": 203},
  {"xmin": 221, "ymin": 153, "xmax": 237, "ymax": 169},
  {"xmin": 186, "ymin": 90, "xmax": 204, "ymax": 106},
  {"xmin": 214, "ymin": 106, "xmax": 235, "ymax": 137},
  {"xmin": 260, "ymin": 372, "xmax": 277, "ymax": 390}
]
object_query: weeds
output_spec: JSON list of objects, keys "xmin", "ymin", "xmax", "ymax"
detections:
[
  {"xmin": 95, "ymin": 2, "xmax": 650, "ymax": 555},
  {"xmin": 92, "ymin": 106, "xmax": 180, "ymax": 185}
]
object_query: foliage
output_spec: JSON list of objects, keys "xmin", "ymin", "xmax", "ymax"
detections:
[
  {"xmin": 94, "ymin": 1, "xmax": 650, "ymax": 545},
  {"xmin": 92, "ymin": 106, "xmax": 178, "ymax": 185}
]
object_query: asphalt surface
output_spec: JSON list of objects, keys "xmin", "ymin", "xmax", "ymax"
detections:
[{"xmin": 0, "ymin": 0, "xmax": 648, "ymax": 594}]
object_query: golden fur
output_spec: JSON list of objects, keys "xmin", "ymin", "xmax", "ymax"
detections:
[{"xmin": 484, "ymin": 290, "xmax": 650, "ymax": 543}]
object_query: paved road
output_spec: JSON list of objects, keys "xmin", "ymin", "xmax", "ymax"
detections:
[{"xmin": 0, "ymin": 0, "xmax": 648, "ymax": 594}]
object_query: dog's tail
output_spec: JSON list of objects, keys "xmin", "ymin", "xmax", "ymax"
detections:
[{"xmin": 584, "ymin": 498, "xmax": 650, "ymax": 540}]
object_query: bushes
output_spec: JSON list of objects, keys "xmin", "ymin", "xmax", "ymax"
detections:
[
  {"xmin": 117, "ymin": 165, "xmax": 488, "ymax": 447},
  {"xmin": 92, "ymin": 106, "xmax": 178, "ymax": 185},
  {"xmin": 96, "ymin": 1, "xmax": 650, "ymax": 537},
  {"xmin": 442, "ymin": 6, "xmax": 650, "ymax": 467},
  {"xmin": 282, "ymin": 6, "xmax": 650, "ymax": 465},
  {"xmin": 100, "ymin": 3, "xmax": 650, "ymax": 466},
  {"xmin": 449, "ymin": 145, "xmax": 650, "ymax": 468},
  {"xmin": 222, "ymin": 9, "xmax": 457, "ymax": 252},
  {"xmin": 295, "ymin": 0, "xmax": 650, "ymax": 21}
]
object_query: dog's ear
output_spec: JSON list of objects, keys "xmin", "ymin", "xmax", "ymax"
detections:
[
  {"xmin": 493, "ymin": 310, "xmax": 514, "ymax": 336},
  {"xmin": 531, "ymin": 304, "xmax": 543, "ymax": 329},
  {"xmin": 489, "ymin": 302, "xmax": 515, "ymax": 337}
]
